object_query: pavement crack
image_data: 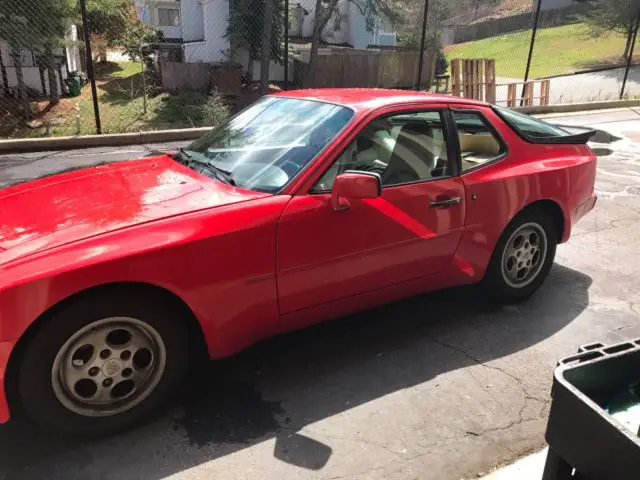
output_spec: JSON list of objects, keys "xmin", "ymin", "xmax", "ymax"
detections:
[
  {"xmin": 425, "ymin": 334, "xmax": 549, "ymax": 437},
  {"xmin": 571, "ymin": 217, "xmax": 640, "ymax": 237},
  {"xmin": 323, "ymin": 465, "xmax": 386, "ymax": 480},
  {"xmin": 466, "ymin": 417, "xmax": 542, "ymax": 438},
  {"xmin": 425, "ymin": 334, "xmax": 545, "ymax": 401},
  {"xmin": 316, "ymin": 433, "xmax": 405, "ymax": 459}
]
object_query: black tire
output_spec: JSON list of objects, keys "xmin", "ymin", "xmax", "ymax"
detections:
[
  {"xmin": 16, "ymin": 290, "xmax": 191, "ymax": 437},
  {"xmin": 482, "ymin": 208, "xmax": 557, "ymax": 303}
]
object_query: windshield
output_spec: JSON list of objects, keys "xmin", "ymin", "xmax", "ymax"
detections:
[
  {"xmin": 494, "ymin": 106, "xmax": 570, "ymax": 139},
  {"xmin": 182, "ymin": 97, "xmax": 354, "ymax": 193}
]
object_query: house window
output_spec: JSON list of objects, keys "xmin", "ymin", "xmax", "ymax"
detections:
[{"xmin": 158, "ymin": 8, "xmax": 180, "ymax": 26}]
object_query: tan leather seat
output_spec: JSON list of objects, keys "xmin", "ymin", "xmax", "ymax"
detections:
[
  {"xmin": 382, "ymin": 123, "xmax": 439, "ymax": 184},
  {"xmin": 458, "ymin": 133, "xmax": 501, "ymax": 156}
]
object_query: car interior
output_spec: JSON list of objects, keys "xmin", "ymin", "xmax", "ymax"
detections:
[{"xmin": 314, "ymin": 110, "xmax": 505, "ymax": 192}]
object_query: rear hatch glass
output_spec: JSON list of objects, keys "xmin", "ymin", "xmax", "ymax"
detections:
[{"xmin": 493, "ymin": 106, "xmax": 596, "ymax": 144}]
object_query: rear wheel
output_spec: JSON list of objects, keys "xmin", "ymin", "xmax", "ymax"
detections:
[
  {"xmin": 16, "ymin": 291, "xmax": 190, "ymax": 437},
  {"xmin": 483, "ymin": 209, "xmax": 557, "ymax": 303}
]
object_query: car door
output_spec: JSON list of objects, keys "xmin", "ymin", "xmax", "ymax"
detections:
[{"xmin": 276, "ymin": 106, "xmax": 466, "ymax": 317}]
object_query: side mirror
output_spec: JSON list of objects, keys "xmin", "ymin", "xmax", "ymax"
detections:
[{"xmin": 331, "ymin": 171, "xmax": 381, "ymax": 211}]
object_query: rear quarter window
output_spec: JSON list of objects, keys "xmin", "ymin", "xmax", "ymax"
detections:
[{"xmin": 494, "ymin": 106, "xmax": 570, "ymax": 140}]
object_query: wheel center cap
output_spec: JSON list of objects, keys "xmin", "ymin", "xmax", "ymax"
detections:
[{"xmin": 102, "ymin": 359, "xmax": 123, "ymax": 377}]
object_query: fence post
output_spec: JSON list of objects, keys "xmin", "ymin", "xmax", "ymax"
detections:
[
  {"xmin": 620, "ymin": 10, "xmax": 640, "ymax": 100},
  {"xmin": 541, "ymin": 79, "xmax": 550, "ymax": 105},
  {"xmin": 451, "ymin": 59, "xmax": 460, "ymax": 96},
  {"xmin": 415, "ymin": 0, "xmax": 429, "ymax": 90},
  {"xmin": 485, "ymin": 59, "xmax": 496, "ymax": 104},
  {"xmin": 507, "ymin": 84, "xmax": 516, "ymax": 107},
  {"xmin": 79, "ymin": 0, "xmax": 101, "ymax": 134},
  {"xmin": 521, "ymin": 0, "xmax": 542, "ymax": 107},
  {"xmin": 284, "ymin": 0, "xmax": 289, "ymax": 90}
]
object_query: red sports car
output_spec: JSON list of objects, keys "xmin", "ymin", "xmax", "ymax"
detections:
[{"xmin": 0, "ymin": 89, "xmax": 597, "ymax": 436}]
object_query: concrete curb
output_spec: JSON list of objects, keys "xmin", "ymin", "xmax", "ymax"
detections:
[
  {"xmin": 0, "ymin": 127, "xmax": 211, "ymax": 153},
  {"xmin": 479, "ymin": 449, "xmax": 547, "ymax": 479},
  {"xmin": 516, "ymin": 99, "xmax": 640, "ymax": 115},
  {"xmin": 1, "ymin": 99, "xmax": 639, "ymax": 154}
]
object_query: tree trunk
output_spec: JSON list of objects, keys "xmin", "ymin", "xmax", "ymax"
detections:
[
  {"xmin": 306, "ymin": 0, "xmax": 329, "ymax": 87},
  {"xmin": 246, "ymin": 54, "xmax": 253, "ymax": 83},
  {"xmin": 11, "ymin": 49, "xmax": 26, "ymax": 102},
  {"xmin": 10, "ymin": 48, "xmax": 32, "ymax": 119},
  {"xmin": 624, "ymin": 22, "xmax": 634, "ymax": 60},
  {"xmin": 45, "ymin": 44, "xmax": 60, "ymax": 105},
  {"xmin": 260, "ymin": 0, "xmax": 275, "ymax": 95},
  {"xmin": 140, "ymin": 47, "xmax": 148, "ymax": 116},
  {"xmin": 0, "ymin": 50, "xmax": 9, "ymax": 97}
]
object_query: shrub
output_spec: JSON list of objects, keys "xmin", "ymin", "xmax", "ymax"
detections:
[
  {"xmin": 436, "ymin": 47, "xmax": 449, "ymax": 75},
  {"xmin": 202, "ymin": 91, "xmax": 230, "ymax": 127}
]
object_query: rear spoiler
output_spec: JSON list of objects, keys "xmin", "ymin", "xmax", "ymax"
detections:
[
  {"xmin": 491, "ymin": 106, "xmax": 597, "ymax": 145},
  {"xmin": 538, "ymin": 124, "xmax": 598, "ymax": 145},
  {"xmin": 511, "ymin": 123, "xmax": 598, "ymax": 145}
]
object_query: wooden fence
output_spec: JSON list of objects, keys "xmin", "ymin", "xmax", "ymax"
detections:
[
  {"xmin": 504, "ymin": 80, "xmax": 551, "ymax": 107},
  {"xmin": 158, "ymin": 61, "xmax": 242, "ymax": 96},
  {"xmin": 296, "ymin": 47, "xmax": 437, "ymax": 90},
  {"xmin": 443, "ymin": 3, "xmax": 589, "ymax": 45},
  {"xmin": 450, "ymin": 59, "xmax": 496, "ymax": 103}
]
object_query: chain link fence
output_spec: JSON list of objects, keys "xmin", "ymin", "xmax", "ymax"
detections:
[
  {"xmin": 0, "ymin": 0, "xmax": 638, "ymax": 139},
  {"xmin": 445, "ymin": 0, "xmax": 640, "ymax": 107}
]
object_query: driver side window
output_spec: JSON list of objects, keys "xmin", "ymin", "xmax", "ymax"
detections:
[{"xmin": 313, "ymin": 110, "xmax": 450, "ymax": 192}]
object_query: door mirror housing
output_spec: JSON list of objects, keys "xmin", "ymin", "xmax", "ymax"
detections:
[{"xmin": 331, "ymin": 171, "xmax": 381, "ymax": 211}]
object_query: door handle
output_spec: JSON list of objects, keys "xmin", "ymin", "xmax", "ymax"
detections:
[{"xmin": 430, "ymin": 197, "xmax": 461, "ymax": 208}]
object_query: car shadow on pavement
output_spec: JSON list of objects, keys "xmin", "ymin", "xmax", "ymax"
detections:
[{"xmin": 0, "ymin": 263, "xmax": 592, "ymax": 479}]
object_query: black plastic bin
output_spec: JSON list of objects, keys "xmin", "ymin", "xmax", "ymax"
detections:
[{"xmin": 543, "ymin": 338, "xmax": 640, "ymax": 479}]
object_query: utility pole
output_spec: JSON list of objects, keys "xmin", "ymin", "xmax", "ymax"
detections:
[
  {"xmin": 416, "ymin": 0, "xmax": 429, "ymax": 91},
  {"xmin": 284, "ymin": 0, "xmax": 289, "ymax": 90},
  {"xmin": 620, "ymin": 10, "xmax": 640, "ymax": 100},
  {"xmin": 520, "ymin": 0, "xmax": 542, "ymax": 107},
  {"xmin": 79, "ymin": 0, "xmax": 102, "ymax": 134}
]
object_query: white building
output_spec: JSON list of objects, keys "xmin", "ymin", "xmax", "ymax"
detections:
[
  {"xmin": 134, "ymin": 0, "xmax": 232, "ymax": 64},
  {"xmin": 135, "ymin": 0, "xmax": 396, "ymax": 74},
  {"xmin": 0, "ymin": 26, "xmax": 82, "ymax": 97}
]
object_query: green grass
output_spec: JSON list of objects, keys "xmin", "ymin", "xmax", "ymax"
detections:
[
  {"xmin": 445, "ymin": 22, "xmax": 638, "ymax": 79},
  {"xmin": 0, "ymin": 61, "xmax": 230, "ymax": 138},
  {"xmin": 107, "ymin": 61, "xmax": 144, "ymax": 79}
]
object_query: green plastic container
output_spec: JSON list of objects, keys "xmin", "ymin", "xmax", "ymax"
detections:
[{"xmin": 65, "ymin": 76, "xmax": 81, "ymax": 97}]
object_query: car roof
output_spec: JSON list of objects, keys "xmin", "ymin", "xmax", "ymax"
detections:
[{"xmin": 271, "ymin": 88, "xmax": 488, "ymax": 113}]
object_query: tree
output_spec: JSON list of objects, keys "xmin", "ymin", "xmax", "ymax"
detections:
[
  {"xmin": 86, "ymin": 0, "xmax": 137, "ymax": 61},
  {"xmin": 121, "ymin": 20, "xmax": 164, "ymax": 115},
  {"xmin": 0, "ymin": 13, "xmax": 31, "ymax": 113},
  {"xmin": 36, "ymin": 0, "xmax": 77, "ymax": 104},
  {"xmin": 583, "ymin": 0, "xmax": 640, "ymax": 61},
  {"xmin": 86, "ymin": 0, "xmax": 136, "ymax": 45},
  {"xmin": 396, "ymin": 0, "xmax": 467, "ymax": 48},
  {"xmin": 0, "ymin": 0, "xmax": 78, "ymax": 105},
  {"xmin": 260, "ymin": 0, "xmax": 275, "ymax": 94},
  {"xmin": 306, "ymin": 0, "xmax": 402, "ymax": 86},
  {"xmin": 226, "ymin": 0, "xmax": 284, "ymax": 84}
]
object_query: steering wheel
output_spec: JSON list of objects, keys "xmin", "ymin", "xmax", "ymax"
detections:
[{"xmin": 278, "ymin": 158, "xmax": 303, "ymax": 176}]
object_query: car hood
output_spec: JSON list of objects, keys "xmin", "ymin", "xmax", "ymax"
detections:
[{"xmin": 0, "ymin": 155, "xmax": 269, "ymax": 263}]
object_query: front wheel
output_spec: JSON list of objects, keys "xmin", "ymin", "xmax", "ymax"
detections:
[
  {"xmin": 483, "ymin": 209, "xmax": 557, "ymax": 303},
  {"xmin": 16, "ymin": 291, "xmax": 190, "ymax": 437}
]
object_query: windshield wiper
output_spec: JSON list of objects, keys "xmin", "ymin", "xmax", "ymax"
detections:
[
  {"xmin": 177, "ymin": 148, "xmax": 236, "ymax": 186},
  {"xmin": 175, "ymin": 147, "xmax": 193, "ymax": 164}
]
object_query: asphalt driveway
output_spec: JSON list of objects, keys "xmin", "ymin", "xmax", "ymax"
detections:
[{"xmin": 0, "ymin": 110, "xmax": 639, "ymax": 480}]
